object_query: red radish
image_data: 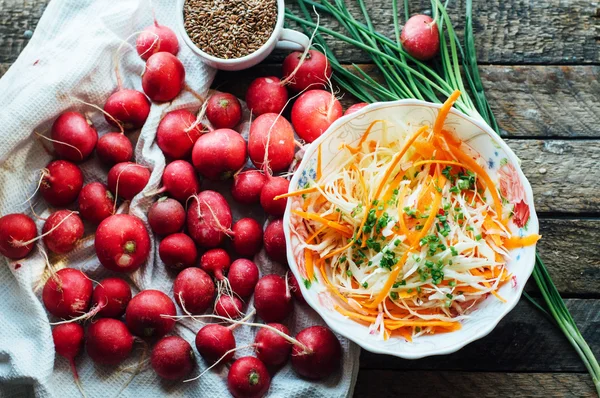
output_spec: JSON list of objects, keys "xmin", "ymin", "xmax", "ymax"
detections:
[
  {"xmin": 282, "ymin": 50, "xmax": 332, "ymax": 92},
  {"xmin": 195, "ymin": 324, "xmax": 235, "ymax": 363},
  {"xmin": 187, "ymin": 191, "xmax": 232, "ymax": 248},
  {"xmin": 0, "ymin": 213, "xmax": 37, "ymax": 259},
  {"xmin": 42, "ymin": 268, "xmax": 92, "ymax": 319},
  {"xmin": 260, "ymin": 177, "xmax": 289, "ymax": 217},
  {"xmin": 263, "ymin": 218, "xmax": 287, "ymax": 264},
  {"xmin": 291, "ymin": 89, "xmax": 342, "ymax": 143},
  {"xmin": 291, "ymin": 326, "xmax": 341, "ymax": 379},
  {"xmin": 156, "ymin": 110, "xmax": 204, "ymax": 160},
  {"xmin": 231, "ymin": 170, "xmax": 267, "ymax": 204},
  {"xmin": 199, "ymin": 248, "xmax": 230, "ymax": 281},
  {"xmin": 345, "ymin": 102, "xmax": 368, "ymax": 115},
  {"xmin": 50, "ymin": 111, "xmax": 98, "ymax": 162},
  {"xmin": 148, "ymin": 197, "xmax": 186, "ymax": 236},
  {"xmin": 173, "ymin": 267, "xmax": 215, "ymax": 314},
  {"xmin": 104, "ymin": 89, "xmax": 151, "ymax": 130},
  {"xmin": 253, "ymin": 274, "xmax": 292, "ymax": 323},
  {"xmin": 52, "ymin": 323, "xmax": 84, "ymax": 383},
  {"xmin": 192, "ymin": 128, "xmax": 247, "ymax": 180},
  {"xmin": 254, "ymin": 323, "xmax": 291, "ymax": 367},
  {"xmin": 136, "ymin": 22, "xmax": 179, "ymax": 60},
  {"xmin": 228, "ymin": 259, "xmax": 259, "ymax": 299},
  {"xmin": 107, "ymin": 162, "xmax": 150, "ymax": 200},
  {"xmin": 231, "ymin": 218, "xmax": 263, "ymax": 258},
  {"xmin": 245, "ymin": 76, "xmax": 288, "ymax": 116},
  {"xmin": 86, "ymin": 318, "xmax": 134, "ymax": 365},
  {"xmin": 248, "ymin": 113, "xmax": 294, "ymax": 173},
  {"xmin": 215, "ymin": 295, "xmax": 243, "ymax": 319},
  {"xmin": 92, "ymin": 277, "xmax": 132, "ymax": 318},
  {"xmin": 151, "ymin": 336, "xmax": 194, "ymax": 380},
  {"xmin": 159, "ymin": 233, "xmax": 197, "ymax": 270},
  {"xmin": 40, "ymin": 160, "xmax": 83, "ymax": 207},
  {"xmin": 142, "ymin": 52, "xmax": 185, "ymax": 102},
  {"xmin": 96, "ymin": 132, "xmax": 133, "ymax": 165},
  {"xmin": 78, "ymin": 183, "xmax": 114, "ymax": 224},
  {"xmin": 161, "ymin": 160, "xmax": 200, "ymax": 202},
  {"xmin": 95, "ymin": 214, "xmax": 150, "ymax": 273},
  {"xmin": 125, "ymin": 290, "xmax": 177, "ymax": 338},
  {"xmin": 287, "ymin": 273, "xmax": 306, "ymax": 304},
  {"xmin": 227, "ymin": 356, "xmax": 271, "ymax": 398},
  {"xmin": 400, "ymin": 14, "xmax": 440, "ymax": 61},
  {"xmin": 206, "ymin": 92, "xmax": 242, "ymax": 129},
  {"xmin": 42, "ymin": 210, "xmax": 84, "ymax": 254}
]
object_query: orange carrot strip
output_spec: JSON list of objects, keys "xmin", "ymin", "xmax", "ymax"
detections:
[
  {"xmin": 316, "ymin": 144, "xmax": 322, "ymax": 180},
  {"xmin": 307, "ymin": 225, "xmax": 328, "ymax": 243},
  {"xmin": 504, "ymin": 234, "xmax": 541, "ymax": 249},
  {"xmin": 274, "ymin": 185, "xmax": 320, "ymax": 200},
  {"xmin": 292, "ymin": 210, "xmax": 353, "ymax": 237},
  {"xmin": 433, "ymin": 90, "xmax": 461, "ymax": 135},
  {"xmin": 305, "ymin": 249, "xmax": 314, "ymax": 282}
]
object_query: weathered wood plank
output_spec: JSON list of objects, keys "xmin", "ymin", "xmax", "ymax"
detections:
[
  {"xmin": 354, "ymin": 371, "xmax": 597, "ymax": 397},
  {"xmin": 359, "ymin": 299, "xmax": 600, "ymax": 373},
  {"xmin": 0, "ymin": 0, "xmax": 47, "ymax": 64}
]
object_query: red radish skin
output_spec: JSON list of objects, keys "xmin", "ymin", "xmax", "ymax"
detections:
[
  {"xmin": 78, "ymin": 183, "xmax": 114, "ymax": 224},
  {"xmin": 103, "ymin": 89, "xmax": 151, "ymax": 130},
  {"xmin": 228, "ymin": 259, "xmax": 259, "ymax": 299},
  {"xmin": 282, "ymin": 50, "xmax": 332, "ymax": 92},
  {"xmin": 0, "ymin": 214, "xmax": 37, "ymax": 259},
  {"xmin": 231, "ymin": 170, "xmax": 267, "ymax": 204},
  {"xmin": 192, "ymin": 128, "xmax": 247, "ymax": 180},
  {"xmin": 245, "ymin": 77, "xmax": 288, "ymax": 116},
  {"xmin": 248, "ymin": 113, "xmax": 295, "ymax": 173},
  {"xmin": 142, "ymin": 52, "xmax": 185, "ymax": 102},
  {"xmin": 187, "ymin": 191, "xmax": 232, "ymax": 248},
  {"xmin": 159, "ymin": 233, "xmax": 197, "ymax": 270},
  {"xmin": 195, "ymin": 324, "xmax": 236, "ymax": 363},
  {"xmin": 86, "ymin": 318, "xmax": 134, "ymax": 365},
  {"xmin": 291, "ymin": 90, "xmax": 342, "ymax": 143},
  {"xmin": 52, "ymin": 323, "xmax": 84, "ymax": 381},
  {"xmin": 92, "ymin": 277, "xmax": 132, "ymax": 318},
  {"xmin": 199, "ymin": 248, "xmax": 230, "ymax": 281},
  {"xmin": 253, "ymin": 274, "xmax": 292, "ymax": 323},
  {"xmin": 263, "ymin": 218, "xmax": 287, "ymax": 264},
  {"xmin": 231, "ymin": 218, "xmax": 263, "ymax": 258},
  {"xmin": 107, "ymin": 162, "xmax": 150, "ymax": 200},
  {"xmin": 260, "ymin": 177, "xmax": 289, "ymax": 217},
  {"xmin": 148, "ymin": 198, "xmax": 186, "ymax": 236},
  {"xmin": 254, "ymin": 323, "xmax": 291, "ymax": 367},
  {"xmin": 42, "ymin": 210, "xmax": 84, "ymax": 254},
  {"xmin": 291, "ymin": 326, "xmax": 342, "ymax": 380},
  {"xmin": 227, "ymin": 356, "xmax": 271, "ymax": 398},
  {"xmin": 95, "ymin": 214, "xmax": 151, "ymax": 273},
  {"xmin": 215, "ymin": 295, "xmax": 243, "ymax": 319},
  {"xmin": 287, "ymin": 273, "xmax": 306, "ymax": 304},
  {"xmin": 96, "ymin": 133, "xmax": 133, "ymax": 165},
  {"xmin": 50, "ymin": 111, "xmax": 98, "ymax": 162},
  {"xmin": 151, "ymin": 336, "xmax": 194, "ymax": 380},
  {"xmin": 125, "ymin": 290, "xmax": 177, "ymax": 338},
  {"xmin": 173, "ymin": 267, "xmax": 215, "ymax": 314},
  {"xmin": 345, "ymin": 102, "xmax": 368, "ymax": 115},
  {"xmin": 41, "ymin": 160, "xmax": 83, "ymax": 207},
  {"xmin": 157, "ymin": 110, "xmax": 204, "ymax": 160},
  {"xmin": 136, "ymin": 23, "xmax": 179, "ymax": 60},
  {"xmin": 162, "ymin": 160, "xmax": 200, "ymax": 202},
  {"xmin": 400, "ymin": 14, "xmax": 440, "ymax": 61},
  {"xmin": 42, "ymin": 268, "xmax": 92, "ymax": 319},
  {"xmin": 206, "ymin": 92, "xmax": 242, "ymax": 129}
]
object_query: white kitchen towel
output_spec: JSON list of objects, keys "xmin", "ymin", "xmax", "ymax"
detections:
[{"xmin": 0, "ymin": 0, "xmax": 360, "ymax": 397}]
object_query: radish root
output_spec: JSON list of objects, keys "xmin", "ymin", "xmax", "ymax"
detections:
[
  {"xmin": 71, "ymin": 97, "xmax": 124, "ymax": 134},
  {"xmin": 280, "ymin": 11, "xmax": 321, "ymax": 87},
  {"xmin": 14, "ymin": 211, "xmax": 78, "ymax": 247},
  {"xmin": 183, "ymin": 344, "xmax": 255, "ymax": 383},
  {"xmin": 35, "ymin": 132, "xmax": 83, "ymax": 161},
  {"xmin": 114, "ymin": 339, "xmax": 147, "ymax": 398},
  {"xmin": 22, "ymin": 168, "xmax": 49, "ymax": 206}
]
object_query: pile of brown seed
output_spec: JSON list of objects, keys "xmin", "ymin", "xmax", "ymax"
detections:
[{"xmin": 184, "ymin": 0, "xmax": 278, "ymax": 59}]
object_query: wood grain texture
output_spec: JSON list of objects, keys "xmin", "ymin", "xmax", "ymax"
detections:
[
  {"xmin": 359, "ymin": 299, "xmax": 600, "ymax": 372},
  {"xmin": 354, "ymin": 371, "xmax": 597, "ymax": 397},
  {"xmin": 0, "ymin": 0, "xmax": 47, "ymax": 64}
]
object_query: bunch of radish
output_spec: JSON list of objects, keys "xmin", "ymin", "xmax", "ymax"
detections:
[{"xmin": 0, "ymin": 18, "xmax": 353, "ymax": 396}]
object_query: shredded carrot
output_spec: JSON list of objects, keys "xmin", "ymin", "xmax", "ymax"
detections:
[
  {"xmin": 433, "ymin": 90, "xmax": 461, "ymax": 135},
  {"xmin": 304, "ymin": 249, "xmax": 314, "ymax": 283},
  {"xmin": 275, "ymin": 185, "xmax": 319, "ymax": 200},
  {"xmin": 292, "ymin": 210, "xmax": 353, "ymax": 237},
  {"xmin": 316, "ymin": 144, "xmax": 322, "ymax": 180},
  {"xmin": 504, "ymin": 234, "xmax": 541, "ymax": 249}
]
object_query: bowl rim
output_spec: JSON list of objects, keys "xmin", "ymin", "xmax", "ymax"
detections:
[{"xmin": 283, "ymin": 99, "xmax": 539, "ymax": 359}]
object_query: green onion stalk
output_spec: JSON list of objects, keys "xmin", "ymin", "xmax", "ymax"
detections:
[{"xmin": 285, "ymin": 0, "xmax": 600, "ymax": 393}]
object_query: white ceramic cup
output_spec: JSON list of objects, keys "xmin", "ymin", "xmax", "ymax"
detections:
[{"xmin": 177, "ymin": 0, "xmax": 310, "ymax": 71}]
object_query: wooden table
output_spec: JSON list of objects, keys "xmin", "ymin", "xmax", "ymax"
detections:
[{"xmin": 2, "ymin": 0, "xmax": 599, "ymax": 396}]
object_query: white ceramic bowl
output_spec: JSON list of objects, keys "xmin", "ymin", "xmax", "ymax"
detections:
[{"xmin": 283, "ymin": 100, "xmax": 539, "ymax": 359}]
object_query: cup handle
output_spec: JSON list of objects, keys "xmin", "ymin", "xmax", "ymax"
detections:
[{"xmin": 275, "ymin": 29, "xmax": 310, "ymax": 52}]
